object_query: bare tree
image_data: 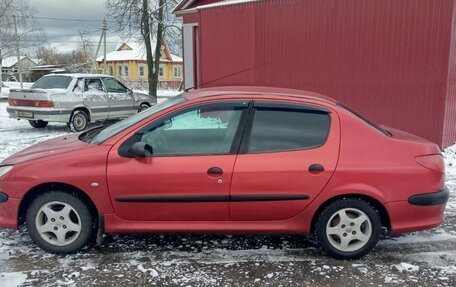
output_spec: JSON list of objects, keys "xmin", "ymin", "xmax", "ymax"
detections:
[
  {"xmin": 0, "ymin": 0, "xmax": 46, "ymax": 85},
  {"xmin": 107, "ymin": 0, "xmax": 181, "ymax": 101}
]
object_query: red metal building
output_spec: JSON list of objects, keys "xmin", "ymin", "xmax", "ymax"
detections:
[{"xmin": 175, "ymin": 0, "xmax": 456, "ymax": 148}]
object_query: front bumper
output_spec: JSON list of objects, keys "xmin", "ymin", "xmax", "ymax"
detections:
[
  {"xmin": 386, "ymin": 188, "xmax": 450, "ymax": 235},
  {"xmin": 0, "ymin": 192, "xmax": 20, "ymax": 229},
  {"xmin": 7, "ymin": 106, "xmax": 71, "ymax": 123}
]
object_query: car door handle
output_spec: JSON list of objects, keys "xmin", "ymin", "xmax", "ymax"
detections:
[
  {"xmin": 207, "ymin": 167, "xmax": 223, "ymax": 176},
  {"xmin": 309, "ymin": 164, "xmax": 325, "ymax": 174}
]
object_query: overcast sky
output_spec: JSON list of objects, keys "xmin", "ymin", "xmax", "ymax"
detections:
[{"xmin": 29, "ymin": 0, "xmax": 122, "ymax": 54}]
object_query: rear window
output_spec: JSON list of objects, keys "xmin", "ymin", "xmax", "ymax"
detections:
[
  {"xmin": 31, "ymin": 76, "xmax": 72, "ymax": 89},
  {"xmin": 247, "ymin": 105, "xmax": 330, "ymax": 153}
]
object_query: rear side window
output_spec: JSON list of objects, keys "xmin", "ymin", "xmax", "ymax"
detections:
[{"xmin": 246, "ymin": 104, "xmax": 330, "ymax": 153}]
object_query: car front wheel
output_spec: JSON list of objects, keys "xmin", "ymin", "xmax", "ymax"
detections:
[
  {"xmin": 26, "ymin": 191, "xmax": 94, "ymax": 254},
  {"xmin": 138, "ymin": 103, "xmax": 150, "ymax": 113},
  {"xmin": 315, "ymin": 198, "xmax": 381, "ymax": 259}
]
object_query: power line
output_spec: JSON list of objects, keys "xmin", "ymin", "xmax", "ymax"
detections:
[
  {"xmin": 45, "ymin": 30, "xmax": 100, "ymax": 38},
  {"xmin": 15, "ymin": 15, "xmax": 115, "ymax": 23}
]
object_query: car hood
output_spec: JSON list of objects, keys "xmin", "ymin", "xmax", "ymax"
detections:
[{"xmin": 1, "ymin": 134, "xmax": 92, "ymax": 165}]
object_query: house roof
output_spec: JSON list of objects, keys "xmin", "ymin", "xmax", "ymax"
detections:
[
  {"xmin": 1, "ymin": 56, "xmax": 42, "ymax": 68},
  {"xmin": 174, "ymin": 0, "xmax": 258, "ymax": 13},
  {"xmin": 96, "ymin": 41, "xmax": 183, "ymax": 63}
]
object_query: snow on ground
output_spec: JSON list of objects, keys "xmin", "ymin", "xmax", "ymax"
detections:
[{"xmin": 0, "ymin": 95, "xmax": 455, "ymax": 286}]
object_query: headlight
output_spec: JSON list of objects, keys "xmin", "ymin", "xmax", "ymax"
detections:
[{"xmin": 0, "ymin": 165, "xmax": 14, "ymax": 178}]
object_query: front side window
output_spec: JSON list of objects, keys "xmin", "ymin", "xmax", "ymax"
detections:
[
  {"xmin": 125, "ymin": 102, "xmax": 247, "ymax": 156},
  {"xmin": 246, "ymin": 103, "xmax": 330, "ymax": 153},
  {"xmin": 103, "ymin": 78, "xmax": 127, "ymax": 93}
]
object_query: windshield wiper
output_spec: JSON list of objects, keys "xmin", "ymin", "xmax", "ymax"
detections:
[{"xmin": 78, "ymin": 126, "xmax": 107, "ymax": 143}]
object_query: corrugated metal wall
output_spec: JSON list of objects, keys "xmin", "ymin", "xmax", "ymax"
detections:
[
  {"xmin": 196, "ymin": 0, "xmax": 456, "ymax": 147},
  {"xmin": 444, "ymin": 1, "xmax": 456, "ymax": 147}
]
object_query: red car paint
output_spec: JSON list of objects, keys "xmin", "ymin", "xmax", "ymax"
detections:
[{"xmin": 0, "ymin": 87, "xmax": 447, "ymax": 237}]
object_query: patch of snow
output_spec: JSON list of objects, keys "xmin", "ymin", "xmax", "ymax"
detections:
[
  {"xmin": 394, "ymin": 262, "xmax": 419, "ymax": 272},
  {"xmin": 0, "ymin": 272, "xmax": 27, "ymax": 287}
]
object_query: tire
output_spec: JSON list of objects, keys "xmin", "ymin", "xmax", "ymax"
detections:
[
  {"xmin": 315, "ymin": 198, "xmax": 382, "ymax": 259},
  {"xmin": 28, "ymin": 120, "xmax": 48, "ymax": 129},
  {"xmin": 26, "ymin": 191, "xmax": 94, "ymax": 254},
  {"xmin": 69, "ymin": 110, "xmax": 89, "ymax": 132},
  {"xmin": 138, "ymin": 103, "xmax": 150, "ymax": 113}
]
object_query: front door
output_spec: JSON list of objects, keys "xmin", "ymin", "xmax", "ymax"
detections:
[
  {"xmin": 107, "ymin": 100, "xmax": 250, "ymax": 221},
  {"xmin": 230, "ymin": 101, "xmax": 340, "ymax": 221},
  {"xmin": 103, "ymin": 77, "xmax": 135, "ymax": 119}
]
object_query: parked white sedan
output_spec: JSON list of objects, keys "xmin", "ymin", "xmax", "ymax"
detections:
[{"xmin": 6, "ymin": 74, "xmax": 155, "ymax": 131}]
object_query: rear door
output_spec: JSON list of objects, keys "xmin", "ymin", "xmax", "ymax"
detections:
[
  {"xmin": 103, "ymin": 77, "xmax": 135, "ymax": 119},
  {"xmin": 230, "ymin": 100, "xmax": 340, "ymax": 221},
  {"xmin": 82, "ymin": 78, "xmax": 109, "ymax": 120}
]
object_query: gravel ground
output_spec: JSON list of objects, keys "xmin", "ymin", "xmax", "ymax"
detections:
[{"xmin": 0, "ymin": 99, "xmax": 455, "ymax": 286}]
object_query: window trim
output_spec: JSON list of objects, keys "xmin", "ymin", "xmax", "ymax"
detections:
[
  {"xmin": 118, "ymin": 100, "xmax": 251, "ymax": 158},
  {"xmin": 238, "ymin": 101, "xmax": 332, "ymax": 154},
  {"xmin": 139, "ymin": 65, "xmax": 145, "ymax": 77}
]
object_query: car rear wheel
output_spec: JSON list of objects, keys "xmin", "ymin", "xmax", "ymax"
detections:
[
  {"xmin": 70, "ymin": 110, "xmax": 89, "ymax": 132},
  {"xmin": 28, "ymin": 120, "xmax": 48, "ymax": 129},
  {"xmin": 315, "ymin": 198, "xmax": 381, "ymax": 259},
  {"xmin": 26, "ymin": 191, "xmax": 94, "ymax": 254}
]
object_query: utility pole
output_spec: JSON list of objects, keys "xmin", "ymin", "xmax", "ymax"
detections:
[
  {"xmin": 13, "ymin": 15, "xmax": 23, "ymax": 89},
  {"xmin": 94, "ymin": 19, "xmax": 108, "ymax": 74},
  {"xmin": 103, "ymin": 19, "xmax": 107, "ymax": 74}
]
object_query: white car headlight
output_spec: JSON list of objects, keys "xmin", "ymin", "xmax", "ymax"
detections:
[{"xmin": 0, "ymin": 165, "xmax": 14, "ymax": 178}]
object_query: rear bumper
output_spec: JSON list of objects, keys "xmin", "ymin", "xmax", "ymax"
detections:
[
  {"xmin": 0, "ymin": 193, "xmax": 20, "ymax": 229},
  {"xmin": 386, "ymin": 188, "xmax": 449, "ymax": 235},
  {"xmin": 7, "ymin": 106, "xmax": 71, "ymax": 123},
  {"xmin": 408, "ymin": 188, "xmax": 450, "ymax": 206}
]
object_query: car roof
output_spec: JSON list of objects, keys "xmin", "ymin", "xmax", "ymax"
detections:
[
  {"xmin": 184, "ymin": 86, "xmax": 337, "ymax": 105},
  {"xmin": 42, "ymin": 73, "xmax": 115, "ymax": 78}
]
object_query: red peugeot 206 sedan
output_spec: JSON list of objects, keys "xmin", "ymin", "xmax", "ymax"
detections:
[{"xmin": 0, "ymin": 87, "xmax": 449, "ymax": 259}]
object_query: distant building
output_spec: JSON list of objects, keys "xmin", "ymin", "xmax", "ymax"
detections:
[
  {"xmin": 1, "ymin": 55, "xmax": 42, "ymax": 82},
  {"xmin": 96, "ymin": 39, "xmax": 183, "ymax": 90}
]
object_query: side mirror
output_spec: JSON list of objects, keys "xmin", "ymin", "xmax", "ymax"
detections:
[
  {"xmin": 127, "ymin": 88, "xmax": 133, "ymax": 95},
  {"xmin": 129, "ymin": 142, "xmax": 153, "ymax": 158}
]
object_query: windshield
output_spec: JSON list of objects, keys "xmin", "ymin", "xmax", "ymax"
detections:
[
  {"xmin": 89, "ymin": 95, "xmax": 186, "ymax": 144},
  {"xmin": 31, "ymin": 75, "xmax": 72, "ymax": 89}
]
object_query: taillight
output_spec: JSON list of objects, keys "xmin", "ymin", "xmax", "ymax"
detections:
[
  {"xmin": 415, "ymin": 154, "xmax": 444, "ymax": 173},
  {"xmin": 7, "ymin": 99, "xmax": 54, "ymax": 108}
]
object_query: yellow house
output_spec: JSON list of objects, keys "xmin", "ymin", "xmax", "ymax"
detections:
[{"xmin": 96, "ymin": 39, "xmax": 183, "ymax": 90}]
